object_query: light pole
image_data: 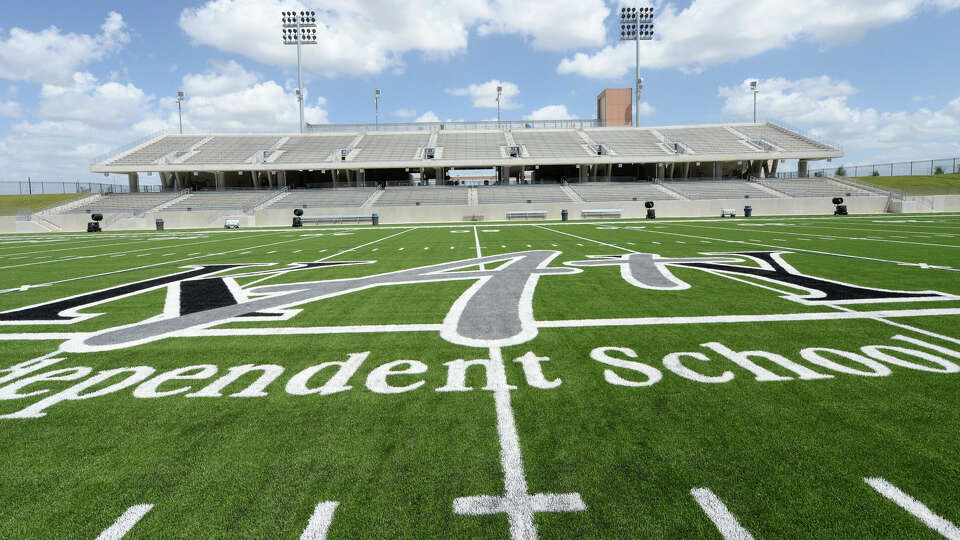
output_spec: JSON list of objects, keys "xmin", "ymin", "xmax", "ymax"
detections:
[
  {"xmin": 176, "ymin": 91, "xmax": 184, "ymax": 134},
  {"xmin": 375, "ymin": 89, "xmax": 381, "ymax": 128},
  {"xmin": 750, "ymin": 80, "xmax": 758, "ymax": 123},
  {"xmin": 496, "ymin": 85, "xmax": 502, "ymax": 125},
  {"xmin": 281, "ymin": 10, "xmax": 317, "ymax": 133},
  {"xmin": 619, "ymin": 6, "xmax": 654, "ymax": 127}
]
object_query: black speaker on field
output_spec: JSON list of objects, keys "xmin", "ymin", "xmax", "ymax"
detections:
[
  {"xmin": 293, "ymin": 208, "xmax": 304, "ymax": 217},
  {"xmin": 644, "ymin": 201, "xmax": 655, "ymax": 209},
  {"xmin": 832, "ymin": 197, "xmax": 844, "ymax": 205},
  {"xmin": 87, "ymin": 221, "xmax": 101, "ymax": 232},
  {"xmin": 91, "ymin": 213, "xmax": 103, "ymax": 222},
  {"xmin": 834, "ymin": 205, "xmax": 848, "ymax": 215},
  {"xmin": 292, "ymin": 216, "xmax": 303, "ymax": 227}
]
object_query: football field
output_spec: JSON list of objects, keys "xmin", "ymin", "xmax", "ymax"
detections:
[{"xmin": 1, "ymin": 214, "xmax": 959, "ymax": 538}]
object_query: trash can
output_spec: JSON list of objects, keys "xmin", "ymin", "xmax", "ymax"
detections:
[
  {"xmin": 292, "ymin": 216, "xmax": 303, "ymax": 228},
  {"xmin": 155, "ymin": 218, "xmax": 164, "ymax": 231},
  {"xmin": 372, "ymin": 213, "xmax": 380, "ymax": 226},
  {"xmin": 744, "ymin": 205, "xmax": 753, "ymax": 217},
  {"xmin": 561, "ymin": 209, "xmax": 569, "ymax": 221}
]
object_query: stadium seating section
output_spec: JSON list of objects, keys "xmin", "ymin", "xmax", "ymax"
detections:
[
  {"xmin": 352, "ymin": 133, "xmax": 432, "ymax": 161},
  {"xmin": 662, "ymin": 180, "xmax": 780, "ymax": 200},
  {"xmin": 267, "ymin": 189, "xmax": 375, "ymax": 209},
  {"xmin": 572, "ymin": 183, "xmax": 681, "ymax": 202},
  {"xmin": 272, "ymin": 135, "xmax": 358, "ymax": 163},
  {"xmin": 511, "ymin": 131, "xmax": 593, "ymax": 159},
  {"xmin": 375, "ymin": 187, "xmax": 469, "ymax": 206},
  {"xmin": 436, "ymin": 132, "xmax": 507, "ymax": 161},
  {"xmin": 477, "ymin": 185, "xmax": 574, "ymax": 204},
  {"xmin": 63, "ymin": 193, "xmax": 180, "ymax": 214},
  {"xmin": 165, "ymin": 191, "xmax": 278, "ymax": 211},
  {"xmin": 182, "ymin": 136, "xmax": 284, "ymax": 165},
  {"xmin": 758, "ymin": 178, "xmax": 876, "ymax": 197}
]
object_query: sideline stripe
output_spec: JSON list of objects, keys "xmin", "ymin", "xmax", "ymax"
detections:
[
  {"xmin": 300, "ymin": 501, "xmax": 339, "ymax": 540},
  {"xmin": 678, "ymin": 223, "xmax": 960, "ymax": 249},
  {"xmin": 864, "ymin": 477, "xmax": 960, "ymax": 539},
  {"xmin": 95, "ymin": 504, "xmax": 153, "ymax": 540},
  {"xmin": 690, "ymin": 488, "xmax": 754, "ymax": 540}
]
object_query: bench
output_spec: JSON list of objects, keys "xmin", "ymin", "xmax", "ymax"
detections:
[
  {"xmin": 302, "ymin": 214, "xmax": 377, "ymax": 225},
  {"xmin": 581, "ymin": 209, "xmax": 622, "ymax": 219},
  {"xmin": 720, "ymin": 209, "xmax": 737, "ymax": 217},
  {"xmin": 505, "ymin": 210, "xmax": 548, "ymax": 220}
]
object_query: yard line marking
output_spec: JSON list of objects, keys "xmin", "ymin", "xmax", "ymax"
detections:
[
  {"xmin": 526, "ymin": 244, "xmax": 532, "ymax": 248},
  {"xmin": 828, "ymin": 304, "xmax": 960, "ymax": 345},
  {"xmin": 473, "ymin": 226, "xmax": 486, "ymax": 272},
  {"xmin": 536, "ymin": 226, "xmax": 636, "ymax": 253},
  {"xmin": 424, "ymin": 247, "xmax": 430, "ymax": 250},
  {"xmin": 864, "ymin": 478, "xmax": 960, "ymax": 539},
  {"xmin": 690, "ymin": 488, "xmax": 754, "ymax": 540},
  {"xmin": 681, "ymin": 223, "xmax": 960, "ymax": 249},
  {"xmin": 293, "ymin": 250, "xmax": 302, "ymax": 254},
  {"xmin": 551, "ymin": 244, "xmax": 558, "ymax": 247},
  {"xmin": 300, "ymin": 501, "xmax": 339, "ymax": 540},
  {"xmin": 453, "ymin": 346, "xmax": 586, "ymax": 539},
  {"xmin": 110, "ymin": 254, "xmax": 124, "ymax": 258},
  {"xmin": 371, "ymin": 248, "xmax": 378, "ymax": 252},
  {"xmin": 163, "ymin": 253, "xmax": 174, "ymax": 256},
  {"xmin": 501, "ymin": 245, "xmax": 506, "ymax": 248},
  {"xmin": 450, "ymin": 246, "xmax": 455, "ymax": 250},
  {"xmin": 318, "ymin": 249, "xmax": 326, "ymax": 253},
  {"xmin": 267, "ymin": 250, "xmax": 277, "ymax": 254},
  {"xmin": 315, "ymin": 229, "xmax": 411, "ymax": 262},
  {"xmin": 240, "ymin": 251, "xmax": 251, "ymax": 255},
  {"xmin": 95, "ymin": 504, "xmax": 154, "ymax": 540},
  {"xmin": 643, "ymin": 229, "xmax": 960, "ymax": 271},
  {"xmin": 398, "ymin": 247, "xmax": 405, "ymax": 251},
  {"xmin": 627, "ymin": 242, "xmax": 635, "ymax": 245},
  {"xmin": 188, "ymin": 252, "xmax": 201, "ymax": 256}
]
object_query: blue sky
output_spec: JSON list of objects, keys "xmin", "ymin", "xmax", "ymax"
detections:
[{"xmin": 1, "ymin": 0, "xmax": 959, "ymax": 181}]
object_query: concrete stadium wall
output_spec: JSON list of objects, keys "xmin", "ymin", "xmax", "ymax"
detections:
[
  {"xmin": 0, "ymin": 216, "xmax": 14, "ymax": 233},
  {"xmin": 28, "ymin": 195, "xmax": 960, "ymax": 232}
]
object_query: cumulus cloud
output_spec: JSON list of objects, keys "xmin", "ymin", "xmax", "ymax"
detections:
[
  {"xmin": 0, "ymin": 99, "xmax": 21, "ymax": 118},
  {"xmin": 391, "ymin": 108, "xmax": 417, "ymax": 118},
  {"xmin": 524, "ymin": 105, "xmax": 577, "ymax": 120},
  {"xmin": 0, "ymin": 12, "xmax": 130, "ymax": 84},
  {"xmin": 179, "ymin": 0, "xmax": 608, "ymax": 77},
  {"xmin": 447, "ymin": 80, "xmax": 520, "ymax": 110},
  {"xmin": 182, "ymin": 60, "xmax": 259, "ymax": 97},
  {"xmin": 559, "ymin": 0, "xmax": 960, "ymax": 78},
  {"xmin": 719, "ymin": 76, "xmax": 960, "ymax": 162},
  {"xmin": 415, "ymin": 111, "xmax": 441, "ymax": 123}
]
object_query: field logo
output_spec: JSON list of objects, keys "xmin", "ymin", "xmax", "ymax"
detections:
[{"xmin": 0, "ymin": 250, "xmax": 952, "ymax": 353}]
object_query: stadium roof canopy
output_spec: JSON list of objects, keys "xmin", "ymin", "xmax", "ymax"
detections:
[{"xmin": 90, "ymin": 121, "xmax": 841, "ymax": 175}]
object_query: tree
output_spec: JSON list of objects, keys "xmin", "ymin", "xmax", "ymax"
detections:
[
  {"xmin": 835, "ymin": 165, "xmax": 847, "ymax": 177},
  {"xmin": 934, "ymin": 166, "xmax": 944, "ymax": 175},
  {"xmin": 872, "ymin": 170, "xmax": 880, "ymax": 176}
]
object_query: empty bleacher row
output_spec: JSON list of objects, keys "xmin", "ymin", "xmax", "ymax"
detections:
[
  {"xmin": 757, "ymin": 178, "xmax": 874, "ymax": 197},
  {"xmin": 272, "ymin": 135, "xmax": 357, "ymax": 163},
  {"xmin": 658, "ymin": 127, "xmax": 759, "ymax": 154},
  {"xmin": 572, "ymin": 183, "xmax": 680, "ymax": 202},
  {"xmin": 584, "ymin": 129, "xmax": 668, "ymax": 157},
  {"xmin": 662, "ymin": 180, "xmax": 779, "ymax": 200},
  {"xmin": 165, "ymin": 191, "xmax": 276, "ymax": 211},
  {"xmin": 511, "ymin": 131, "xmax": 593, "ymax": 159},
  {"xmin": 352, "ymin": 133, "xmax": 431, "ymax": 161},
  {"xmin": 65, "ymin": 193, "xmax": 179, "ymax": 214},
  {"xmin": 437, "ymin": 132, "xmax": 507, "ymax": 160},
  {"xmin": 477, "ymin": 185, "xmax": 574, "ymax": 204},
  {"xmin": 732, "ymin": 124, "xmax": 833, "ymax": 152},
  {"xmin": 106, "ymin": 136, "xmax": 205, "ymax": 166},
  {"xmin": 375, "ymin": 187, "xmax": 469, "ymax": 206},
  {"xmin": 272, "ymin": 189, "xmax": 375, "ymax": 209},
  {"xmin": 181, "ymin": 136, "xmax": 283, "ymax": 165}
]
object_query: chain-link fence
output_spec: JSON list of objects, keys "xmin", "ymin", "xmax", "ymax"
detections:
[{"xmin": 0, "ymin": 181, "xmax": 162, "ymax": 195}]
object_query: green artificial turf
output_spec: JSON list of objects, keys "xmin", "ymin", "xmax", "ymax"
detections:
[{"xmin": 0, "ymin": 214, "xmax": 958, "ymax": 538}]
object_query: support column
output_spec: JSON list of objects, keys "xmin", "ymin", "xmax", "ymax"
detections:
[
  {"xmin": 278, "ymin": 171, "xmax": 287, "ymax": 189},
  {"xmin": 769, "ymin": 159, "xmax": 779, "ymax": 177},
  {"xmin": 681, "ymin": 162, "xmax": 690, "ymax": 179},
  {"xmin": 798, "ymin": 159, "xmax": 808, "ymax": 178},
  {"xmin": 435, "ymin": 167, "xmax": 444, "ymax": 185},
  {"xmin": 578, "ymin": 165, "xmax": 587, "ymax": 183},
  {"xmin": 215, "ymin": 172, "xmax": 225, "ymax": 191},
  {"xmin": 127, "ymin": 173, "xmax": 140, "ymax": 193},
  {"xmin": 357, "ymin": 169, "xmax": 366, "ymax": 187}
]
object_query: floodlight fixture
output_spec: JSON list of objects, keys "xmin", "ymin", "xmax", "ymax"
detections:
[
  {"xmin": 176, "ymin": 91, "xmax": 185, "ymax": 134},
  {"xmin": 750, "ymin": 80, "xmax": 759, "ymax": 123},
  {"xmin": 281, "ymin": 10, "xmax": 318, "ymax": 133},
  {"xmin": 620, "ymin": 5, "xmax": 655, "ymax": 128},
  {"xmin": 375, "ymin": 89, "xmax": 381, "ymax": 127},
  {"xmin": 496, "ymin": 85, "xmax": 503, "ymax": 125}
]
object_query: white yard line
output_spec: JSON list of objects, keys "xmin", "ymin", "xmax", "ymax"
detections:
[
  {"xmin": 95, "ymin": 504, "xmax": 153, "ymax": 540},
  {"xmin": 473, "ymin": 226, "xmax": 485, "ymax": 271},
  {"xmin": 300, "ymin": 501, "xmax": 339, "ymax": 540},
  {"xmin": 315, "ymin": 229, "xmax": 411, "ymax": 262},
  {"xmin": 690, "ymin": 488, "xmax": 754, "ymax": 540},
  {"xmin": 828, "ymin": 304, "xmax": 960, "ymax": 345},
  {"xmin": 682, "ymin": 223, "xmax": 960, "ymax": 249},
  {"xmin": 535, "ymin": 226, "xmax": 637, "ymax": 253},
  {"xmin": 864, "ymin": 478, "xmax": 960, "ymax": 539}
]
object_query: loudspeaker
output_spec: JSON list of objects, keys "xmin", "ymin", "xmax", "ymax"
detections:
[
  {"xmin": 293, "ymin": 208, "xmax": 304, "ymax": 216},
  {"xmin": 832, "ymin": 197, "xmax": 844, "ymax": 205},
  {"xmin": 91, "ymin": 213, "xmax": 103, "ymax": 221},
  {"xmin": 644, "ymin": 201, "xmax": 655, "ymax": 209},
  {"xmin": 292, "ymin": 216, "xmax": 303, "ymax": 227},
  {"xmin": 87, "ymin": 221, "xmax": 101, "ymax": 232}
]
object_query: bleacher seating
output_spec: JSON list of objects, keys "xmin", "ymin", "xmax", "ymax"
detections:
[
  {"xmin": 182, "ymin": 136, "xmax": 283, "ymax": 165},
  {"xmin": 584, "ymin": 129, "xmax": 669, "ymax": 157},
  {"xmin": 272, "ymin": 135, "xmax": 358, "ymax": 163},
  {"xmin": 165, "ymin": 191, "xmax": 278, "ymax": 211},
  {"xmin": 107, "ymin": 136, "xmax": 205, "ymax": 166},
  {"xmin": 352, "ymin": 133, "xmax": 431, "ymax": 161},
  {"xmin": 65, "ymin": 193, "xmax": 180, "ymax": 214},
  {"xmin": 571, "ymin": 182, "xmax": 680, "ymax": 202},
  {"xmin": 758, "ymin": 178, "xmax": 875, "ymax": 197},
  {"xmin": 375, "ymin": 187, "xmax": 468, "ymax": 206},
  {"xmin": 662, "ymin": 180, "xmax": 781, "ymax": 200},
  {"xmin": 477, "ymin": 185, "xmax": 574, "ymax": 204},
  {"xmin": 732, "ymin": 124, "xmax": 833, "ymax": 152},
  {"xmin": 269, "ymin": 188, "xmax": 375, "ymax": 209},
  {"xmin": 511, "ymin": 131, "xmax": 593, "ymax": 158},
  {"xmin": 437, "ymin": 132, "xmax": 506, "ymax": 160},
  {"xmin": 656, "ymin": 127, "xmax": 761, "ymax": 154}
]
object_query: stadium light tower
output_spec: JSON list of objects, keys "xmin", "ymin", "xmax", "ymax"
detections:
[
  {"xmin": 619, "ymin": 6, "xmax": 654, "ymax": 127},
  {"xmin": 750, "ymin": 80, "xmax": 759, "ymax": 123},
  {"xmin": 281, "ymin": 10, "xmax": 317, "ymax": 133},
  {"xmin": 496, "ymin": 85, "xmax": 503, "ymax": 125},
  {"xmin": 176, "ymin": 91, "xmax": 184, "ymax": 134},
  {"xmin": 375, "ymin": 89, "xmax": 381, "ymax": 127}
]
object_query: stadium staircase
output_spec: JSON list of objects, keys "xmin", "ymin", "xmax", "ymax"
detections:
[
  {"xmin": 39, "ymin": 193, "xmax": 103, "ymax": 215},
  {"xmin": 561, "ymin": 184, "xmax": 585, "ymax": 202},
  {"xmin": 748, "ymin": 180, "xmax": 791, "ymax": 198},
  {"xmin": 252, "ymin": 187, "xmax": 290, "ymax": 211},
  {"xmin": 653, "ymin": 183, "xmax": 688, "ymax": 200},
  {"xmin": 361, "ymin": 190, "xmax": 384, "ymax": 208},
  {"xmin": 145, "ymin": 189, "xmax": 192, "ymax": 214}
]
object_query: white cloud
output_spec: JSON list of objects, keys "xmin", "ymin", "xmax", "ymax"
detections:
[
  {"xmin": 37, "ymin": 72, "xmax": 155, "ymax": 130},
  {"xmin": 524, "ymin": 105, "xmax": 577, "ymax": 120},
  {"xmin": 559, "ymin": 0, "xmax": 960, "ymax": 78},
  {"xmin": 415, "ymin": 111, "xmax": 441, "ymax": 123},
  {"xmin": 182, "ymin": 60, "xmax": 260, "ymax": 97},
  {"xmin": 0, "ymin": 12, "xmax": 130, "ymax": 84},
  {"xmin": 179, "ymin": 0, "xmax": 608, "ymax": 77},
  {"xmin": 719, "ymin": 76, "xmax": 960, "ymax": 162},
  {"xmin": 391, "ymin": 108, "xmax": 417, "ymax": 118},
  {"xmin": 447, "ymin": 80, "xmax": 520, "ymax": 110},
  {"xmin": 636, "ymin": 102, "xmax": 655, "ymax": 117},
  {"xmin": 0, "ymin": 99, "xmax": 21, "ymax": 118}
]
